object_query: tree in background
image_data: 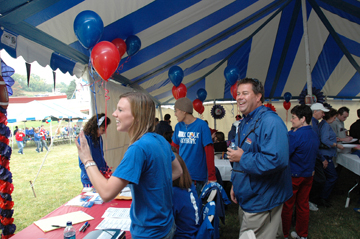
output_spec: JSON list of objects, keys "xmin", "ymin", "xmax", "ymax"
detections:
[
  {"xmin": 10, "ymin": 73, "xmax": 73, "ymax": 96},
  {"xmin": 66, "ymin": 80, "xmax": 77, "ymax": 99}
]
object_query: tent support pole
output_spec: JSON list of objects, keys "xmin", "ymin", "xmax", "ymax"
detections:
[
  {"xmin": 158, "ymin": 104, "xmax": 163, "ymax": 120},
  {"xmin": 50, "ymin": 119, "xmax": 53, "ymax": 146},
  {"xmin": 302, "ymin": 0, "xmax": 313, "ymax": 103},
  {"xmin": 213, "ymin": 100, "xmax": 216, "ymax": 130}
]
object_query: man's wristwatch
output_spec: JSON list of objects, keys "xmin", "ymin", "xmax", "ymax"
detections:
[{"xmin": 85, "ymin": 161, "xmax": 96, "ymax": 169}]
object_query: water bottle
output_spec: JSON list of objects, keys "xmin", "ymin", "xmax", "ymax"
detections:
[
  {"xmin": 64, "ymin": 221, "xmax": 76, "ymax": 239},
  {"xmin": 230, "ymin": 140, "xmax": 237, "ymax": 150}
]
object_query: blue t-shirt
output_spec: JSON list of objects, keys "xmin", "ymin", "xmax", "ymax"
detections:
[
  {"xmin": 172, "ymin": 118, "xmax": 213, "ymax": 181},
  {"xmin": 113, "ymin": 133, "xmax": 175, "ymax": 239},
  {"xmin": 34, "ymin": 132, "xmax": 41, "ymax": 141},
  {"xmin": 173, "ymin": 184, "xmax": 201, "ymax": 239}
]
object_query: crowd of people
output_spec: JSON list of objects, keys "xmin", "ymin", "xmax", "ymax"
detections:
[
  {"xmin": 74, "ymin": 78, "xmax": 359, "ymax": 239},
  {"xmin": 14, "ymin": 125, "xmax": 50, "ymax": 154},
  {"xmin": 13, "ymin": 122, "xmax": 83, "ymax": 154}
]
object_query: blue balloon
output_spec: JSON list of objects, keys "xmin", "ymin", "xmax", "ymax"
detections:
[
  {"xmin": 224, "ymin": 65, "xmax": 240, "ymax": 86},
  {"xmin": 197, "ymin": 88, "xmax": 207, "ymax": 102},
  {"xmin": 284, "ymin": 92, "xmax": 292, "ymax": 102},
  {"xmin": 125, "ymin": 35, "xmax": 141, "ymax": 56},
  {"xmin": 168, "ymin": 66, "xmax": 184, "ymax": 87},
  {"xmin": 74, "ymin": 11, "xmax": 104, "ymax": 49}
]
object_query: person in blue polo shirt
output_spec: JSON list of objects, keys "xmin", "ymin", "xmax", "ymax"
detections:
[{"xmin": 281, "ymin": 105, "xmax": 319, "ymax": 239}]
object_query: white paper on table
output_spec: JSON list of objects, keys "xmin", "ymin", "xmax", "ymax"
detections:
[
  {"xmin": 65, "ymin": 195, "xmax": 86, "ymax": 206},
  {"xmin": 119, "ymin": 187, "xmax": 132, "ymax": 197},
  {"xmin": 101, "ymin": 207, "xmax": 130, "ymax": 219},
  {"xmin": 96, "ymin": 217, "xmax": 131, "ymax": 231}
]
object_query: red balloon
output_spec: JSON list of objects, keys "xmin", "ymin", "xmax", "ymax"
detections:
[
  {"xmin": 283, "ymin": 101, "xmax": 291, "ymax": 110},
  {"xmin": 91, "ymin": 41, "xmax": 120, "ymax": 81},
  {"xmin": 193, "ymin": 99, "xmax": 204, "ymax": 114},
  {"xmin": 172, "ymin": 83, "xmax": 187, "ymax": 99},
  {"xmin": 111, "ymin": 38, "xmax": 127, "ymax": 59},
  {"xmin": 230, "ymin": 83, "xmax": 237, "ymax": 100},
  {"xmin": 198, "ymin": 105, "xmax": 205, "ymax": 114}
]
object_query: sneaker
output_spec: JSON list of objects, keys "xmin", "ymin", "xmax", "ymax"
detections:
[
  {"xmin": 290, "ymin": 231, "xmax": 307, "ymax": 239},
  {"xmin": 309, "ymin": 201, "xmax": 318, "ymax": 211}
]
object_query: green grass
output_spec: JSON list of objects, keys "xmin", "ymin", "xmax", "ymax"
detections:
[
  {"xmin": 10, "ymin": 140, "xmax": 360, "ymax": 238},
  {"xmin": 11, "ymin": 142, "xmax": 82, "ymax": 232},
  {"xmin": 219, "ymin": 169, "xmax": 360, "ymax": 238}
]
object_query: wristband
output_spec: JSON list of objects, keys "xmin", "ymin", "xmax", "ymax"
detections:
[
  {"xmin": 84, "ymin": 160, "xmax": 93, "ymax": 166},
  {"xmin": 85, "ymin": 162, "xmax": 96, "ymax": 169}
]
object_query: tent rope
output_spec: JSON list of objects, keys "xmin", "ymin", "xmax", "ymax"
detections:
[{"xmin": 30, "ymin": 119, "xmax": 63, "ymax": 197}]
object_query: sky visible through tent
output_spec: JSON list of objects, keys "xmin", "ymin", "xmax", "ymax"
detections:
[{"xmin": 1, "ymin": 49, "xmax": 75, "ymax": 84}]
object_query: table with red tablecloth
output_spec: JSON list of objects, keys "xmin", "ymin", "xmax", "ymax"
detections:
[{"xmin": 12, "ymin": 197, "xmax": 132, "ymax": 239}]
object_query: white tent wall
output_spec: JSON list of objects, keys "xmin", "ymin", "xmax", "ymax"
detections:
[
  {"xmin": 157, "ymin": 99, "xmax": 360, "ymax": 140},
  {"xmin": 90, "ymin": 80, "xmax": 133, "ymax": 169}
]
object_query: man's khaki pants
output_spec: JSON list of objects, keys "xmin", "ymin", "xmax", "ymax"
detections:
[{"xmin": 238, "ymin": 204, "xmax": 284, "ymax": 239}]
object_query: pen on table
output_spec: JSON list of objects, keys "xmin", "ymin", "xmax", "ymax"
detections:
[
  {"xmin": 51, "ymin": 225, "xmax": 66, "ymax": 228},
  {"xmin": 79, "ymin": 221, "xmax": 88, "ymax": 232},
  {"xmin": 82, "ymin": 222, "xmax": 90, "ymax": 232}
]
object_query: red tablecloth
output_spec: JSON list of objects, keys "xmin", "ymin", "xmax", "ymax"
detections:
[{"xmin": 12, "ymin": 198, "xmax": 132, "ymax": 239}]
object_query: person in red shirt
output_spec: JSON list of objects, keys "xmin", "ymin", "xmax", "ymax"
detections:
[
  {"xmin": 40, "ymin": 125, "xmax": 49, "ymax": 152},
  {"xmin": 15, "ymin": 128, "xmax": 25, "ymax": 154}
]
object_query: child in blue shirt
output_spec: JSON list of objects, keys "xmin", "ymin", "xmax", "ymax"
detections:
[{"xmin": 34, "ymin": 128, "xmax": 41, "ymax": 153}]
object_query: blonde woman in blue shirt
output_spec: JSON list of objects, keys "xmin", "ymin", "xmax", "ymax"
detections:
[{"xmin": 76, "ymin": 92, "xmax": 182, "ymax": 239}]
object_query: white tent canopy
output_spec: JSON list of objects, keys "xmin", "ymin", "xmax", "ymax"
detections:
[{"xmin": 6, "ymin": 100, "xmax": 88, "ymax": 123}]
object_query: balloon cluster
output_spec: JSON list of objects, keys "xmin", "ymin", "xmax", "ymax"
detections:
[
  {"xmin": 73, "ymin": 11, "xmax": 141, "ymax": 81},
  {"xmin": 224, "ymin": 65, "xmax": 240, "ymax": 99},
  {"xmin": 168, "ymin": 66, "xmax": 207, "ymax": 114},
  {"xmin": 193, "ymin": 88, "xmax": 207, "ymax": 114},
  {"xmin": 45, "ymin": 119, "xmax": 51, "ymax": 124},
  {"xmin": 283, "ymin": 92, "xmax": 292, "ymax": 110},
  {"xmin": 0, "ymin": 91, "xmax": 16, "ymax": 239},
  {"xmin": 169, "ymin": 66, "xmax": 186, "ymax": 99}
]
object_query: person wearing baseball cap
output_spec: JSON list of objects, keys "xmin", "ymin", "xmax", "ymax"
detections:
[
  {"xmin": 308, "ymin": 102, "xmax": 329, "ymax": 211},
  {"xmin": 171, "ymin": 97, "xmax": 216, "ymax": 196}
]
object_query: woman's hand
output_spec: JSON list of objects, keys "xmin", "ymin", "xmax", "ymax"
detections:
[
  {"xmin": 337, "ymin": 143, "xmax": 344, "ymax": 150},
  {"xmin": 75, "ymin": 131, "xmax": 93, "ymax": 164}
]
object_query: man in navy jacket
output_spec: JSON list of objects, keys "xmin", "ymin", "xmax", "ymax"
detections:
[{"xmin": 227, "ymin": 78, "xmax": 292, "ymax": 239}]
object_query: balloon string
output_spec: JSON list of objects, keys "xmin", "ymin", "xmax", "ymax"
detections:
[
  {"xmin": 199, "ymin": 113, "xmax": 204, "ymax": 120},
  {"xmin": 286, "ymin": 109, "xmax": 288, "ymax": 127},
  {"xmin": 88, "ymin": 64, "xmax": 99, "ymax": 125},
  {"xmin": 115, "ymin": 56, "xmax": 131, "ymax": 74},
  {"xmin": 104, "ymin": 82, "xmax": 110, "ymax": 153}
]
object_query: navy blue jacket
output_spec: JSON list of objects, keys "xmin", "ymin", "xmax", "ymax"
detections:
[
  {"xmin": 288, "ymin": 126, "xmax": 319, "ymax": 177},
  {"xmin": 231, "ymin": 106, "xmax": 292, "ymax": 213}
]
